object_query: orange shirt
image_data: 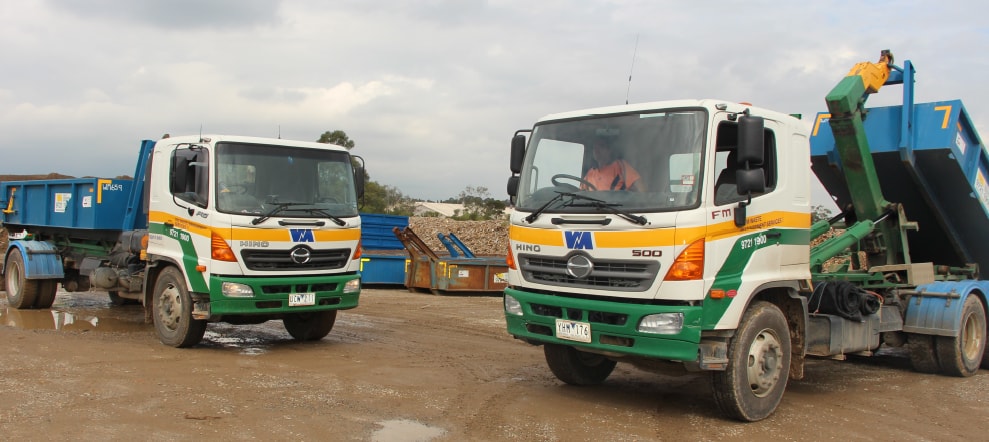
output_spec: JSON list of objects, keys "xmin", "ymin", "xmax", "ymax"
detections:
[{"xmin": 583, "ymin": 160, "xmax": 641, "ymax": 191}]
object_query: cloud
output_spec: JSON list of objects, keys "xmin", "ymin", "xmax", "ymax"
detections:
[
  {"xmin": 44, "ymin": 0, "xmax": 283, "ymax": 30},
  {"xmin": 2, "ymin": 1, "xmax": 988, "ymax": 202}
]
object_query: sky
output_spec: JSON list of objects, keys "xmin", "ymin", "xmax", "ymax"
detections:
[{"xmin": 2, "ymin": 1, "xmax": 988, "ymax": 204}]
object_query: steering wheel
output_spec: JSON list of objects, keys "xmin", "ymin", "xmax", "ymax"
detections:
[
  {"xmin": 224, "ymin": 184, "xmax": 249, "ymax": 194},
  {"xmin": 551, "ymin": 174, "xmax": 596, "ymax": 191}
]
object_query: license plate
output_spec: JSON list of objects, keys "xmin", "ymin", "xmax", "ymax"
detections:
[
  {"xmin": 289, "ymin": 292, "xmax": 315, "ymax": 306},
  {"xmin": 555, "ymin": 319, "xmax": 592, "ymax": 343}
]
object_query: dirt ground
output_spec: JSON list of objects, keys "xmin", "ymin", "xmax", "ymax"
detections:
[{"xmin": 1, "ymin": 287, "xmax": 987, "ymax": 441}]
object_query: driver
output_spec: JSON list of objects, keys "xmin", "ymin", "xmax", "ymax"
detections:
[{"xmin": 582, "ymin": 140, "xmax": 643, "ymax": 191}]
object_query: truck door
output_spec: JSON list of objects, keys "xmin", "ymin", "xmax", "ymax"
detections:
[
  {"xmin": 707, "ymin": 115, "xmax": 784, "ymax": 297},
  {"xmin": 146, "ymin": 143, "xmax": 212, "ymax": 293}
]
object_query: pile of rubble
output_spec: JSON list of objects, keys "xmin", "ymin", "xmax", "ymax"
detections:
[{"xmin": 407, "ymin": 217, "xmax": 509, "ymax": 257}]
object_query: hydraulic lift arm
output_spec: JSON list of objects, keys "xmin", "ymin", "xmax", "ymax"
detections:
[
  {"xmin": 819, "ymin": 50, "xmax": 913, "ymax": 269},
  {"xmin": 825, "ymin": 50, "xmax": 894, "ymax": 222}
]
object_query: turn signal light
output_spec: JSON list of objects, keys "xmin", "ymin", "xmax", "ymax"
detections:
[
  {"xmin": 352, "ymin": 240, "xmax": 363, "ymax": 260},
  {"xmin": 665, "ymin": 238, "xmax": 704, "ymax": 281},
  {"xmin": 211, "ymin": 231, "xmax": 237, "ymax": 262},
  {"xmin": 506, "ymin": 244, "xmax": 517, "ymax": 270}
]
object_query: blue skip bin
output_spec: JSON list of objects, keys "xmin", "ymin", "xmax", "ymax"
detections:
[{"xmin": 1, "ymin": 178, "xmax": 134, "ymax": 231}]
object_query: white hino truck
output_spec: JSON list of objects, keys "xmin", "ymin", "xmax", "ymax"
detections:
[
  {"xmin": 2, "ymin": 135, "xmax": 365, "ymax": 347},
  {"xmin": 503, "ymin": 51, "xmax": 989, "ymax": 420}
]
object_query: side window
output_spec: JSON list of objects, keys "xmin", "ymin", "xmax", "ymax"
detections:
[
  {"xmin": 318, "ymin": 161, "xmax": 351, "ymax": 203},
  {"xmin": 528, "ymin": 139, "xmax": 584, "ymax": 192},
  {"xmin": 668, "ymin": 153, "xmax": 700, "ymax": 203},
  {"xmin": 713, "ymin": 121, "xmax": 777, "ymax": 206},
  {"xmin": 170, "ymin": 148, "xmax": 209, "ymax": 207}
]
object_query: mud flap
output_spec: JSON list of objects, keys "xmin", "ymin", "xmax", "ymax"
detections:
[
  {"xmin": 904, "ymin": 281, "xmax": 989, "ymax": 337},
  {"xmin": 688, "ymin": 338, "xmax": 729, "ymax": 371},
  {"xmin": 7, "ymin": 240, "xmax": 64, "ymax": 279}
]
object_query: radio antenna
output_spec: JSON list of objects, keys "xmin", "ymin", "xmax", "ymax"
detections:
[{"xmin": 625, "ymin": 34, "xmax": 639, "ymax": 105}]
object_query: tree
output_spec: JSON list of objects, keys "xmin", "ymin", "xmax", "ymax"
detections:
[
  {"xmin": 317, "ymin": 130, "xmax": 355, "ymax": 149},
  {"xmin": 362, "ymin": 181, "xmax": 415, "ymax": 215},
  {"xmin": 811, "ymin": 204, "xmax": 834, "ymax": 223},
  {"xmin": 451, "ymin": 186, "xmax": 507, "ymax": 220},
  {"xmin": 315, "ymin": 129, "xmax": 412, "ymax": 214}
]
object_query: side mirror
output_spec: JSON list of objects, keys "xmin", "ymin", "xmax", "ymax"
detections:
[
  {"xmin": 737, "ymin": 116, "xmax": 764, "ymax": 166},
  {"xmin": 354, "ymin": 167, "xmax": 365, "ymax": 198},
  {"xmin": 351, "ymin": 155, "xmax": 366, "ymax": 199},
  {"xmin": 736, "ymin": 168, "xmax": 765, "ymax": 194},
  {"xmin": 734, "ymin": 116, "xmax": 766, "ymax": 228},
  {"xmin": 507, "ymin": 176, "xmax": 519, "ymax": 198},
  {"xmin": 510, "ymin": 134, "xmax": 526, "ymax": 174}
]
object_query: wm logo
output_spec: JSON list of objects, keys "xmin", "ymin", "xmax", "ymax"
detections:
[
  {"xmin": 289, "ymin": 229, "xmax": 315, "ymax": 242},
  {"xmin": 564, "ymin": 231, "xmax": 593, "ymax": 250}
]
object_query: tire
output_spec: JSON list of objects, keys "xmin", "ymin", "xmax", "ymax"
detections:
[
  {"xmin": 907, "ymin": 333, "xmax": 940, "ymax": 374},
  {"xmin": 4, "ymin": 251, "xmax": 39, "ymax": 309},
  {"xmin": 283, "ymin": 310, "xmax": 337, "ymax": 341},
  {"xmin": 34, "ymin": 280, "xmax": 58, "ymax": 309},
  {"xmin": 935, "ymin": 295, "xmax": 986, "ymax": 377},
  {"xmin": 983, "ymin": 343, "xmax": 989, "ymax": 370},
  {"xmin": 543, "ymin": 344, "xmax": 617, "ymax": 385},
  {"xmin": 712, "ymin": 301, "xmax": 791, "ymax": 422},
  {"xmin": 152, "ymin": 267, "xmax": 207, "ymax": 348}
]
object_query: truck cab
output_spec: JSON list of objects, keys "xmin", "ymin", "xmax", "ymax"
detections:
[{"xmin": 505, "ymin": 100, "xmax": 811, "ymax": 325}]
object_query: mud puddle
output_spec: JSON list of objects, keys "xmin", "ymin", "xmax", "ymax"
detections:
[
  {"xmin": 0, "ymin": 290, "xmax": 351, "ymax": 354},
  {"xmin": 371, "ymin": 419, "xmax": 446, "ymax": 442},
  {"xmin": 0, "ymin": 306, "xmax": 146, "ymax": 332}
]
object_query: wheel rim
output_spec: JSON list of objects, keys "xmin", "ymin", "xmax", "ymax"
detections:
[
  {"xmin": 960, "ymin": 310, "xmax": 984, "ymax": 362},
  {"xmin": 157, "ymin": 282, "xmax": 183, "ymax": 331},
  {"xmin": 746, "ymin": 328, "xmax": 784, "ymax": 397}
]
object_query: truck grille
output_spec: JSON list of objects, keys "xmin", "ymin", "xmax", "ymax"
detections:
[
  {"xmin": 519, "ymin": 255, "xmax": 659, "ymax": 292},
  {"xmin": 240, "ymin": 248, "xmax": 350, "ymax": 271}
]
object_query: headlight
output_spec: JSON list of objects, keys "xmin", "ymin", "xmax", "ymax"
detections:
[
  {"xmin": 504, "ymin": 294, "xmax": 523, "ymax": 316},
  {"xmin": 222, "ymin": 282, "xmax": 254, "ymax": 298},
  {"xmin": 343, "ymin": 278, "xmax": 361, "ymax": 294},
  {"xmin": 637, "ymin": 313, "xmax": 683, "ymax": 335}
]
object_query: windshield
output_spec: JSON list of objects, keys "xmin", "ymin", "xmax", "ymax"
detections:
[
  {"xmin": 515, "ymin": 109, "xmax": 707, "ymax": 213},
  {"xmin": 214, "ymin": 142, "xmax": 359, "ymax": 218}
]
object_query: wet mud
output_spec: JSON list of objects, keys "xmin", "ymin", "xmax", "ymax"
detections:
[{"xmin": 0, "ymin": 288, "xmax": 987, "ymax": 440}]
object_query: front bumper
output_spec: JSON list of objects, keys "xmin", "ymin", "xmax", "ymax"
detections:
[
  {"xmin": 504, "ymin": 287, "xmax": 703, "ymax": 362},
  {"xmin": 206, "ymin": 273, "xmax": 360, "ymax": 316}
]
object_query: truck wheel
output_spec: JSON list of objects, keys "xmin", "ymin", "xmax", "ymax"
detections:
[
  {"xmin": 543, "ymin": 344, "xmax": 616, "ymax": 385},
  {"xmin": 283, "ymin": 310, "xmax": 337, "ymax": 341},
  {"xmin": 907, "ymin": 334, "xmax": 941, "ymax": 373},
  {"xmin": 935, "ymin": 295, "xmax": 986, "ymax": 377},
  {"xmin": 712, "ymin": 301, "xmax": 791, "ymax": 422},
  {"xmin": 152, "ymin": 267, "xmax": 207, "ymax": 348},
  {"xmin": 4, "ymin": 252, "xmax": 39, "ymax": 309},
  {"xmin": 983, "ymin": 344, "xmax": 989, "ymax": 370},
  {"xmin": 33, "ymin": 280, "xmax": 58, "ymax": 309}
]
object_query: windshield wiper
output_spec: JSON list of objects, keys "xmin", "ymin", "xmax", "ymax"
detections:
[
  {"xmin": 251, "ymin": 202, "xmax": 307, "ymax": 225},
  {"xmin": 252, "ymin": 203, "xmax": 348, "ymax": 226},
  {"xmin": 525, "ymin": 191, "xmax": 573, "ymax": 223},
  {"xmin": 566, "ymin": 196, "xmax": 648, "ymax": 225},
  {"xmin": 303, "ymin": 207, "xmax": 346, "ymax": 226}
]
